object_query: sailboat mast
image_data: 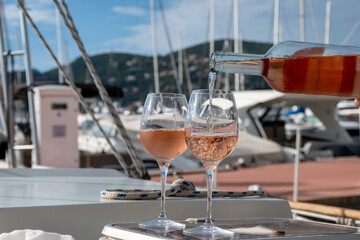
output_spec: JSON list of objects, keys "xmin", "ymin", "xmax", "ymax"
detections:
[
  {"xmin": 178, "ymin": 33, "xmax": 183, "ymax": 90},
  {"xmin": 324, "ymin": 1, "xmax": 331, "ymax": 44},
  {"xmin": 0, "ymin": 1, "xmax": 14, "ymax": 166},
  {"xmin": 239, "ymin": 33, "xmax": 245, "ymax": 91},
  {"xmin": 56, "ymin": 9, "xmax": 64, "ymax": 84},
  {"xmin": 19, "ymin": 0, "xmax": 40, "ymax": 166},
  {"xmin": 16, "ymin": 30, "xmax": 22, "ymax": 83},
  {"xmin": 209, "ymin": 0, "xmax": 215, "ymax": 58},
  {"xmin": 183, "ymin": 49, "xmax": 193, "ymax": 95},
  {"xmin": 273, "ymin": 0, "xmax": 279, "ymax": 44},
  {"xmin": 233, "ymin": 0, "xmax": 239, "ymax": 91},
  {"xmin": 150, "ymin": 0, "xmax": 160, "ymax": 93},
  {"xmin": 158, "ymin": 0, "xmax": 182, "ymax": 94},
  {"xmin": 299, "ymin": 0, "xmax": 305, "ymax": 42}
]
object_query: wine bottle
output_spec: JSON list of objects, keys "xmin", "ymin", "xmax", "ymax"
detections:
[{"xmin": 210, "ymin": 41, "xmax": 360, "ymax": 97}]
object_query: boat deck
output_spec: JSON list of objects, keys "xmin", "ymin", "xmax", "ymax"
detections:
[
  {"xmin": 152, "ymin": 157, "xmax": 360, "ymax": 203},
  {"xmin": 0, "ymin": 168, "xmax": 292, "ymax": 239}
]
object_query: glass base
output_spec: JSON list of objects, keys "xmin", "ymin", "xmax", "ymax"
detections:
[
  {"xmin": 139, "ymin": 216, "xmax": 185, "ymax": 233},
  {"xmin": 183, "ymin": 222, "xmax": 234, "ymax": 239}
]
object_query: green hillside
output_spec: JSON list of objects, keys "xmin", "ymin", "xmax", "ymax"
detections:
[{"xmin": 35, "ymin": 40, "xmax": 272, "ymax": 106}]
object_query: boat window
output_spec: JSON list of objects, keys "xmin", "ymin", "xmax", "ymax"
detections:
[{"xmin": 259, "ymin": 107, "xmax": 282, "ymax": 122}]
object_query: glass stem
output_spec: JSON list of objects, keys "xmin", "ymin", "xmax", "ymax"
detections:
[
  {"xmin": 205, "ymin": 168, "xmax": 213, "ymax": 224},
  {"xmin": 159, "ymin": 165, "xmax": 168, "ymax": 218}
]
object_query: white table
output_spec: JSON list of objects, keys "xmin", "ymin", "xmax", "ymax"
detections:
[{"xmin": 0, "ymin": 169, "xmax": 292, "ymax": 239}]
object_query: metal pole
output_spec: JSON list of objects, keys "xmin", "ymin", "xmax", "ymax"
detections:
[
  {"xmin": 307, "ymin": 0, "xmax": 321, "ymax": 43},
  {"xmin": 0, "ymin": 49, "xmax": 6, "ymax": 136},
  {"xmin": 299, "ymin": 0, "xmax": 305, "ymax": 42},
  {"xmin": 178, "ymin": 33, "xmax": 183, "ymax": 89},
  {"xmin": 183, "ymin": 50, "xmax": 192, "ymax": 95},
  {"xmin": 0, "ymin": 8, "xmax": 8, "ymax": 116},
  {"xmin": 150, "ymin": 0, "xmax": 159, "ymax": 93},
  {"xmin": 0, "ymin": 1, "xmax": 6, "ymax": 139},
  {"xmin": 293, "ymin": 128, "xmax": 302, "ymax": 202},
  {"xmin": 239, "ymin": 32, "xmax": 245, "ymax": 91},
  {"xmin": 0, "ymin": 4, "xmax": 16, "ymax": 167},
  {"xmin": 324, "ymin": 1, "xmax": 331, "ymax": 44},
  {"xmin": 212, "ymin": 0, "xmax": 218, "ymax": 185},
  {"xmin": 157, "ymin": 0, "xmax": 182, "ymax": 94},
  {"xmin": 56, "ymin": 9, "xmax": 64, "ymax": 84},
  {"xmin": 7, "ymin": 66, "xmax": 16, "ymax": 167},
  {"xmin": 273, "ymin": 0, "xmax": 279, "ymax": 45},
  {"xmin": 223, "ymin": 39, "xmax": 230, "ymax": 91},
  {"xmin": 19, "ymin": 0, "xmax": 40, "ymax": 166},
  {"xmin": 233, "ymin": 0, "xmax": 239, "ymax": 91},
  {"xmin": 16, "ymin": 30, "xmax": 22, "ymax": 83},
  {"xmin": 209, "ymin": 0, "xmax": 215, "ymax": 58}
]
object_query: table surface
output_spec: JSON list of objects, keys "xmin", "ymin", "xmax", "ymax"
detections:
[
  {"xmin": 0, "ymin": 168, "xmax": 161, "ymax": 207},
  {"xmin": 102, "ymin": 218, "xmax": 360, "ymax": 240}
]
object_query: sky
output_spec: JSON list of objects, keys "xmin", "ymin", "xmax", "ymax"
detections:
[{"xmin": 3, "ymin": 0, "xmax": 360, "ymax": 72}]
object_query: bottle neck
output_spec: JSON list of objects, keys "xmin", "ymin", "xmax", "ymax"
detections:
[{"xmin": 210, "ymin": 51, "xmax": 265, "ymax": 76}]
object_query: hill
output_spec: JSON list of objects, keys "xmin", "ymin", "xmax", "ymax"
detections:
[{"xmin": 34, "ymin": 39, "xmax": 272, "ymax": 106}]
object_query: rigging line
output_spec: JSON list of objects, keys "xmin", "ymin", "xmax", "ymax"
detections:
[
  {"xmin": 307, "ymin": 0, "xmax": 321, "ymax": 43},
  {"xmin": 342, "ymin": 18, "xmax": 360, "ymax": 45},
  {"xmin": 15, "ymin": 0, "xmax": 134, "ymax": 178},
  {"xmin": 57, "ymin": 0, "xmax": 145, "ymax": 175},
  {"xmin": 157, "ymin": 0, "xmax": 183, "ymax": 94},
  {"xmin": 55, "ymin": 0, "xmax": 147, "ymax": 178}
]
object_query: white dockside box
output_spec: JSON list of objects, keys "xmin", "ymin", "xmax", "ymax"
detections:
[{"xmin": 33, "ymin": 85, "xmax": 79, "ymax": 167}]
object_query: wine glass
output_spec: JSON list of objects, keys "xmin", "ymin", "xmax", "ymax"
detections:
[
  {"xmin": 183, "ymin": 89, "xmax": 238, "ymax": 238},
  {"xmin": 139, "ymin": 93, "xmax": 187, "ymax": 232}
]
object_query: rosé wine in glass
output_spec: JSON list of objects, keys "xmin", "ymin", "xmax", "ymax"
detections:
[
  {"xmin": 139, "ymin": 93, "xmax": 187, "ymax": 232},
  {"xmin": 183, "ymin": 89, "xmax": 238, "ymax": 238}
]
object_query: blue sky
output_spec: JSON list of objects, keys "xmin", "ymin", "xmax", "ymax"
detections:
[{"xmin": 3, "ymin": 0, "xmax": 360, "ymax": 72}]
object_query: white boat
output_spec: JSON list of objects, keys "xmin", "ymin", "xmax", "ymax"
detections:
[
  {"xmin": 78, "ymin": 95, "xmax": 294, "ymax": 170},
  {"xmin": 337, "ymin": 100, "xmax": 360, "ymax": 139},
  {"xmin": 78, "ymin": 114, "xmax": 200, "ymax": 170},
  {"xmin": 79, "ymin": 89, "xmax": 358, "ymax": 170},
  {"xmin": 234, "ymin": 90, "xmax": 360, "ymax": 161}
]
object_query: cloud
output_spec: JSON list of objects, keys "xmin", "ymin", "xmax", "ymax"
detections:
[
  {"xmin": 28, "ymin": 8, "xmax": 56, "ymax": 25},
  {"xmin": 27, "ymin": 0, "xmax": 56, "ymax": 25},
  {"xmin": 3, "ymin": 4, "xmax": 19, "ymax": 26},
  {"xmin": 95, "ymin": 1, "xmax": 212, "ymax": 55},
  {"xmin": 112, "ymin": 6, "xmax": 146, "ymax": 16},
  {"xmin": 97, "ymin": 0, "xmax": 276, "ymax": 56},
  {"xmin": 88, "ymin": 23, "xmax": 153, "ymax": 55},
  {"xmin": 4, "ymin": 0, "xmax": 56, "ymax": 26}
]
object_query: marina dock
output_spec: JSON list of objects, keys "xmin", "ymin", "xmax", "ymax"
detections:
[{"xmin": 152, "ymin": 157, "xmax": 360, "ymax": 204}]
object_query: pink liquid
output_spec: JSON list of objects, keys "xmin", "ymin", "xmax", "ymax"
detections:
[
  {"xmin": 186, "ymin": 134, "xmax": 238, "ymax": 169},
  {"xmin": 140, "ymin": 129, "xmax": 187, "ymax": 167}
]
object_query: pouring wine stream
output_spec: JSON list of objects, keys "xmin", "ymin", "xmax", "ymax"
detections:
[{"xmin": 207, "ymin": 72, "xmax": 216, "ymax": 133}]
